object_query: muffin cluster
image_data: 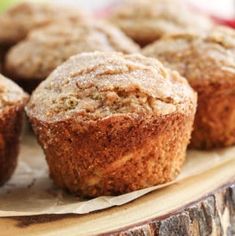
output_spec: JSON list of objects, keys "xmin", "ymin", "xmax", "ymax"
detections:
[{"xmin": 0, "ymin": 0, "xmax": 234, "ymax": 198}]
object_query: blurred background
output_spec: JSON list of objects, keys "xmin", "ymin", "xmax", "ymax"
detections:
[{"xmin": 0, "ymin": 0, "xmax": 234, "ymax": 19}]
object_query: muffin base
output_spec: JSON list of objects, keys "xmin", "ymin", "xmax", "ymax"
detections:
[
  {"xmin": 190, "ymin": 83, "xmax": 235, "ymax": 149},
  {"xmin": 0, "ymin": 104, "xmax": 25, "ymax": 185},
  {"xmin": 29, "ymin": 111, "xmax": 194, "ymax": 198}
]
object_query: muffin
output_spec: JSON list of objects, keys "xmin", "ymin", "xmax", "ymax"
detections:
[
  {"xmin": 26, "ymin": 52, "xmax": 197, "ymax": 197},
  {"xmin": 0, "ymin": 74, "xmax": 28, "ymax": 185},
  {"xmin": 0, "ymin": 1, "xmax": 87, "ymax": 46},
  {"xmin": 5, "ymin": 21, "xmax": 140, "ymax": 92},
  {"xmin": 109, "ymin": 0, "xmax": 213, "ymax": 47},
  {"xmin": 143, "ymin": 26, "xmax": 235, "ymax": 149}
]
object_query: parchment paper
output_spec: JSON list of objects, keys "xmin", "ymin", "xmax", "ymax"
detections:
[{"xmin": 0, "ymin": 133, "xmax": 235, "ymax": 217}]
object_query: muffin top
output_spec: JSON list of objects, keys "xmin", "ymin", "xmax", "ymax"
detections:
[
  {"xmin": 26, "ymin": 52, "xmax": 196, "ymax": 123},
  {"xmin": 0, "ymin": 74, "xmax": 27, "ymax": 110},
  {"xmin": 0, "ymin": 1, "xmax": 86, "ymax": 46},
  {"xmin": 143, "ymin": 26, "xmax": 235, "ymax": 88},
  {"xmin": 5, "ymin": 21, "xmax": 140, "ymax": 81},
  {"xmin": 109, "ymin": 0, "xmax": 213, "ymax": 46}
]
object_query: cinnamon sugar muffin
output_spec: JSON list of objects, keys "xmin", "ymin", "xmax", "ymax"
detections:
[
  {"xmin": 5, "ymin": 21, "xmax": 140, "ymax": 92},
  {"xmin": 109, "ymin": 0, "xmax": 213, "ymax": 47},
  {"xmin": 143, "ymin": 26, "xmax": 235, "ymax": 149},
  {"xmin": 0, "ymin": 1, "xmax": 87, "ymax": 46},
  {"xmin": 26, "ymin": 52, "xmax": 197, "ymax": 197},
  {"xmin": 0, "ymin": 74, "xmax": 28, "ymax": 185}
]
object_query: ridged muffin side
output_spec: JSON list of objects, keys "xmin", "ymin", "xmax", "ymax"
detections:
[
  {"xmin": 143, "ymin": 27, "xmax": 235, "ymax": 149},
  {"xmin": 0, "ymin": 74, "xmax": 28, "ymax": 185},
  {"xmin": 26, "ymin": 52, "xmax": 197, "ymax": 197}
]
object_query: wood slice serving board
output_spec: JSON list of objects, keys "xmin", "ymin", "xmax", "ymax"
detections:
[{"xmin": 0, "ymin": 158, "xmax": 234, "ymax": 236}]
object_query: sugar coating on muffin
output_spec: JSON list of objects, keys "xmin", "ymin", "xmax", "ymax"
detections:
[
  {"xmin": 0, "ymin": 1, "xmax": 87, "ymax": 46},
  {"xmin": 0, "ymin": 74, "xmax": 27, "ymax": 109},
  {"xmin": 109, "ymin": 0, "xmax": 213, "ymax": 46},
  {"xmin": 0, "ymin": 74, "xmax": 28, "ymax": 185},
  {"xmin": 27, "ymin": 52, "xmax": 195, "ymax": 122},
  {"xmin": 143, "ymin": 26, "xmax": 235, "ymax": 149},
  {"xmin": 143, "ymin": 27, "xmax": 235, "ymax": 87},
  {"xmin": 5, "ymin": 21, "xmax": 140, "ymax": 82},
  {"xmin": 26, "ymin": 52, "xmax": 196, "ymax": 197}
]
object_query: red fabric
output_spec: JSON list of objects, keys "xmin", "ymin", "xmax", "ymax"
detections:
[{"xmin": 212, "ymin": 16, "xmax": 235, "ymax": 28}]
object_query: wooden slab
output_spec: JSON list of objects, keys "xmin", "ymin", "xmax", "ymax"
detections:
[{"xmin": 0, "ymin": 158, "xmax": 234, "ymax": 236}]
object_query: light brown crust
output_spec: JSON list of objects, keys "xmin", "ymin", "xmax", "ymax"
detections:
[
  {"xmin": 143, "ymin": 27, "xmax": 235, "ymax": 149},
  {"xmin": 0, "ymin": 74, "xmax": 28, "ymax": 185},
  {"xmin": 109, "ymin": 0, "xmax": 213, "ymax": 47},
  {"xmin": 0, "ymin": 2, "xmax": 87, "ymax": 46},
  {"xmin": 26, "ymin": 52, "xmax": 197, "ymax": 197},
  {"xmin": 5, "ymin": 21, "xmax": 140, "ymax": 83}
]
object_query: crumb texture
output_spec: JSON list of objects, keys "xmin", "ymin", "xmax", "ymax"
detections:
[
  {"xmin": 0, "ymin": 2, "xmax": 86, "ymax": 45},
  {"xmin": 5, "ymin": 21, "xmax": 140, "ymax": 80},
  {"xmin": 26, "ymin": 52, "xmax": 196, "ymax": 122},
  {"xmin": 109, "ymin": 0, "xmax": 213, "ymax": 46}
]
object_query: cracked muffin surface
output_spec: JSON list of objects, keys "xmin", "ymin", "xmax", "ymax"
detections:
[
  {"xmin": 5, "ymin": 21, "xmax": 140, "ymax": 85},
  {"xmin": 0, "ymin": 74, "xmax": 28, "ymax": 185},
  {"xmin": 0, "ymin": 1, "xmax": 87, "ymax": 46},
  {"xmin": 26, "ymin": 52, "xmax": 195, "ymax": 122},
  {"xmin": 109, "ymin": 0, "xmax": 213, "ymax": 46},
  {"xmin": 143, "ymin": 26, "xmax": 235, "ymax": 149},
  {"xmin": 26, "ymin": 52, "xmax": 196, "ymax": 197}
]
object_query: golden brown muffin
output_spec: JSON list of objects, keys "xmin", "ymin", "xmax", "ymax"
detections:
[
  {"xmin": 26, "ymin": 52, "xmax": 197, "ymax": 197},
  {"xmin": 5, "ymin": 21, "xmax": 140, "ymax": 93},
  {"xmin": 109, "ymin": 0, "xmax": 213, "ymax": 47},
  {"xmin": 143, "ymin": 26, "xmax": 235, "ymax": 149},
  {"xmin": 0, "ymin": 74, "xmax": 28, "ymax": 185},
  {"xmin": 0, "ymin": 1, "xmax": 87, "ymax": 46}
]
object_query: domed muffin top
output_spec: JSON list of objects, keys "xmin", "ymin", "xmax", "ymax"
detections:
[
  {"xmin": 143, "ymin": 27, "xmax": 235, "ymax": 87},
  {"xmin": 26, "ymin": 52, "xmax": 196, "ymax": 122},
  {"xmin": 0, "ymin": 74, "xmax": 27, "ymax": 109},
  {"xmin": 5, "ymin": 21, "xmax": 140, "ymax": 81},
  {"xmin": 109, "ymin": 0, "xmax": 213, "ymax": 46},
  {"xmin": 0, "ymin": 2, "xmax": 87, "ymax": 45}
]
